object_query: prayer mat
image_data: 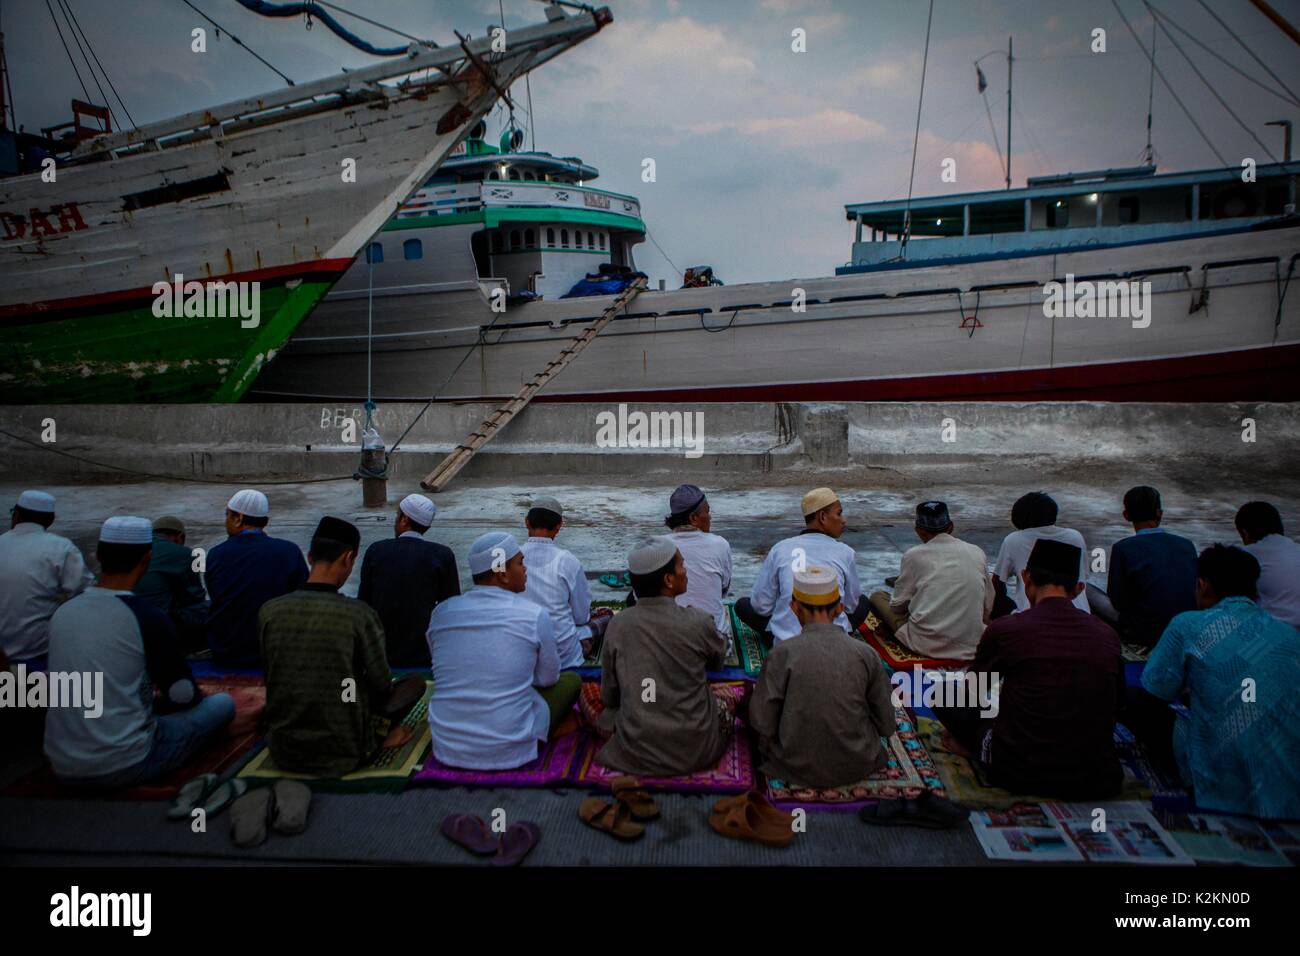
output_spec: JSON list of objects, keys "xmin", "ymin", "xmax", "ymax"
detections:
[
  {"xmin": 1121, "ymin": 643, "xmax": 1151, "ymax": 663},
  {"xmin": 917, "ymin": 716, "xmax": 1153, "ymax": 810},
  {"xmin": 237, "ymin": 683, "xmax": 432, "ymax": 794},
  {"xmin": 573, "ymin": 682, "xmax": 755, "ymax": 792},
  {"xmin": 728, "ymin": 604, "xmax": 770, "ymax": 677},
  {"xmin": 856, "ymin": 614, "xmax": 966, "ymax": 671},
  {"xmin": 411, "ymin": 726, "xmax": 584, "ymax": 788},
  {"xmin": 579, "ymin": 601, "xmax": 743, "ymax": 672},
  {"xmin": 763, "ymin": 707, "xmax": 945, "ymax": 811},
  {"xmin": 2, "ymin": 676, "xmax": 265, "ymax": 801}
]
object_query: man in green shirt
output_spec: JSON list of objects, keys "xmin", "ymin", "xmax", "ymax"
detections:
[
  {"xmin": 260, "ymin": 516, "xmax": 417, "ymax": 777},
  {"xmin": 134, "ymin": 515, "xmax": 209, "ymax": 651}
]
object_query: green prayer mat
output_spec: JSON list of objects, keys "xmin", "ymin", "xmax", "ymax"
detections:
[
  {"xmin": 238, "ymin": 683, "xmax": 432, "ymax": 794},
  {"xmin": 728, "ymin": 604, "xmax": 770, "ymax": 677}
]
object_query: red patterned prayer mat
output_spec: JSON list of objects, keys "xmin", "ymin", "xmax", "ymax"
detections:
[
  {"xmin": 574, "ymin": 682, "xmax": 754, "ymax": 792},
  {"xmin": 3, "ymin": 676, "xmax": 265, "ymax": 801},
  {"xmin": 763, "ymin": 707, "xmax": 946, "ymax": 811},
  {"xmin": 857, "ymin": 614, "xmax": 967, "ymax": 671}
]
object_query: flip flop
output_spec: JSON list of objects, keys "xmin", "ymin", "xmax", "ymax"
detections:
[
  {"xmin": 578, "ymin": 797, "xmax": 645, "ymax": 841},
  {"xmin": 271, "ymin": 780, "xmax": 312, "ymax": 835},
  {"xmin": 858, "ymin": 793, "xmax": 971, "ymax": 830},
  {"xmin": 230, "ymin": 787, "xmax": 274, "ymax": 848},
  {"xmin": 200, "ymin": 778, "xmax": 248, "ymax": 820},
  {"xmin": 708, "ymin": 798, "xmax": 795, "ymax": 848},
  {"xmin": 599, "ymin": 572, "xmax": 631, "ymax": 588},
  {"xmin": 711, "ymin": 791, "xmax": 756, "ymax": 815},
  {"xmin": 492, "ymin": 821, "xmax": 541, "ymax": 867},
  {"xmin": 166, "ymin": 772, "xmax": 218, "ymax": 821},
  {"xmin": 440, "ymin": 814, "xmax": 500, "ymax": 856},
  {"xmin": 610, "ymin": 776, "xmax": 659, "ymax": 821}
]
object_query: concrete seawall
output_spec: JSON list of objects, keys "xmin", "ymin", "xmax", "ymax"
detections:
[{"xmin": 2, "ymin": 401, "xmax": 1296, "ymax": 484}]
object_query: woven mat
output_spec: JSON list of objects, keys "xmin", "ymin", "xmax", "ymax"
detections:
[
  {"xmin": 237, "ymin": 683, "xmax": 431, "ymax": 793},
  {"xmin": 856, "ymin": 614, "xmax": 966, "ymax": 671},
  {"xmin": 2, "ymin": 676, "xmax": 265, "ymax": 801},
  {"xmin": 917, "ymin": 716, "xmax": 1156, "ymax": 810},
  {"xmin": 763, "ymin": 707, "xmax": 945, "ymax": 811},
  {"xmin": 728, "ymin": 604, "xmax": 769, "ymax": 677}
]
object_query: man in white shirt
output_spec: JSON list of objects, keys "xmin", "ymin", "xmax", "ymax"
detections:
[
  {"xmin": 426, "ymin": 532, "xmax": 581, "ymax": 770},
  {"xmin": 868, "ymin": 501, "xmax": 995, "ymax": 660},
  {"xmin": 993, "ymin": 492, "xmax": 1090, "ymax": 614},
  {"xmin": 1236, "ymin": 501, "xmax": 1300, "ymax": 627},
  {"xmin": 737, "ymin": 487, "xmax": 866, "ymax": 642},
  {"xmin": 520, "ymin": 496, "xmax": 607, "ymax": 669},
  {"xmin": 0, "ymin": 490, "xmax": 93, "ymax": 665},
  {"xmin": 665, "ymin": 484, "xmax": 734, "ymax": 650}
]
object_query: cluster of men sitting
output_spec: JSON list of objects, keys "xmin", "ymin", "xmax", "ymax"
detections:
[{"xmin": 2, "ymin": 482, "xmax": 1297, "ymax": 820}]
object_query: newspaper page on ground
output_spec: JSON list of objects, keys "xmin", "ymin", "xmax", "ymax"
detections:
[{"xmin": 971, "ymin": 802, "xmax": 1193, "ymax": 864}]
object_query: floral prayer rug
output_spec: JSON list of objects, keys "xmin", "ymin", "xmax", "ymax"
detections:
[
  {"xmin": 856, "ymin": 614, "xmax": 966, "ymax": 671},
  {"xmin": 763, "ymin": 707, "xmax": 946, "ymax": 811}
]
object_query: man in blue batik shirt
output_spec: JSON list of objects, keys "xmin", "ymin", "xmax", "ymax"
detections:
[{"xmin": 1142, "ymin": 544, "xmax": 1300, "ymax": 820}]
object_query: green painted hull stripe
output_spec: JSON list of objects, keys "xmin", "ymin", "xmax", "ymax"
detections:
[{"xmin": 383, "ymin": 208, "xmax": 645, "ymax": 233}]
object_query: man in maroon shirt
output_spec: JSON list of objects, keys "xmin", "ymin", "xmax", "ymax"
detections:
[{"xmin": 934, "ymin": 539, "xmax": 1124, "ymax": 799}]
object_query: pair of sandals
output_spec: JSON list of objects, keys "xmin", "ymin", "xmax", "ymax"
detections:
[
  {"xmin": 166, "ymin": 773, "xmax": 247, "ymax": 822},
  {"xmin": 230, "ymin": 780, "xmax": 313, "ymax": 848},
  {"xmin": 708, "ymin": 791, "xmax": 795, "ymax": 848},
  {"xmin": 858, "ymin": 791, "xmax": 971, "ymax": 829},
  {"xmin": 578, "ymin": 776, "xmax": 659, "ymax": 841},
  {"xmin": 441, "ymin": 814, "xmax": 540, "ymax": 866}
]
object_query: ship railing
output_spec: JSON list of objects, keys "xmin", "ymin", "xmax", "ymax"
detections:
[
  {"xmin": 397, "ymin": 180, "xmax": 641, "ymax": 220},
  {"xmin": 66, "ymin": 8, "xmax": 606, "ymax": 162}
]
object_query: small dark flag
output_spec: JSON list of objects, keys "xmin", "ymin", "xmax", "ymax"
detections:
[{"xmin": 976, "ymin": 64, "xmax": 988, "ymax": 93}]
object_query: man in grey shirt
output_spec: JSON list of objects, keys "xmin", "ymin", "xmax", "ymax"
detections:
[{"xmin": 749, "ymin": 566, "xmax": 898, "ymax": 787}]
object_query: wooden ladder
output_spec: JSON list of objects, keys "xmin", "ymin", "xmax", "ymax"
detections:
[{"xmin": 420, "ymin": 279, "xmax": 646, "ymax": 492}]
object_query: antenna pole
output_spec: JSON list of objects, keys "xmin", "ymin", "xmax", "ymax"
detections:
[
  {"xmin": 1005, "ymin": 35, "xmax": 1013, "ymax": 189},
  {"xmin": 1144, "ymin": 19, "xmax": 1156, "ymax": 165}
]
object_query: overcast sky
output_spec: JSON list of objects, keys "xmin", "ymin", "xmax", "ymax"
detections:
[{"xmin": 5, "ymin": 0, "xmax": 1299, "ymax": 283}]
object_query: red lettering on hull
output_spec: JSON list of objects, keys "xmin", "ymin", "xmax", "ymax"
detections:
[{"xmin": 0, "ymin": 203, "xmax": 89, "ymax": 241}]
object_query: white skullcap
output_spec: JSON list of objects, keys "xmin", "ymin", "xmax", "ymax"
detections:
[
  {"xmin": 227, "ymin": 489, "xmax": 269, "ymax": 518},
  {"xmin": 17, "ymin": 490, "xmax": 55, "ymax": 513},
  {"xmin": 99, "ymin": 515, "xmax": 154, "ymax": 545},
  {"xmin": 628, "ymin": 536, "xmax": 679, "ymax": 575},
  {"xmin": 792, "ymin": 566, "xmax": 840, "ymax": 606},
  {"xmin": 468, "ymin": 531, "xmax": 521, "ymax": 575},
  {"xmin": 399, "ymin": 493, "xmax": 436, "ymax": 528}
]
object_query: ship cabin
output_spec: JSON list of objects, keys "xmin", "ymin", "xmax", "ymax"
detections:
[
  {"xmin": 839, "ymin": 161, "xmax": 1299, "ymax": 274},
  {"xmin": 363, "ymin": 125, "xmax": 646, "ymax": 300}
]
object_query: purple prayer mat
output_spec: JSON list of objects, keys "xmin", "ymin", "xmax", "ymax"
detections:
[{"xmin": 410, "ymin": 729, "xmax": 584, "ymax": 787}]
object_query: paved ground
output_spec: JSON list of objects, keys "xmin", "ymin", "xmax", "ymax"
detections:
[{"xmin": 3, "ymin": 467, "xmax": 1297, "ymax": 867}]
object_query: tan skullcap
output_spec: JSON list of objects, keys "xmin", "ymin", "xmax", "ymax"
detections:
[{"xmin": 801, "ymin": 487, "xmax": 839, "ymax": 518}]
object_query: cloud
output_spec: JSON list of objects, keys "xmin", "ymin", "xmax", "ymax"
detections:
[{"xmin": 688, "ymin": 108, "xmax": 887, "ymax": 146}]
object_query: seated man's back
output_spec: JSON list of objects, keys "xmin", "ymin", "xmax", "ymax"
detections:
[
  {"xmin": 206, "ymin": 530, "xmax": 306, "ymax": 665},
  {"xmin": 426, "ymin": 587, "xmax": 558, "ymax": 770},
  {"xmin": 1108, "ymin": 529, "xmax": 1197, "ymax": 646},
  {"xmin": 359, "ymin": 535, "xmax": 459, "ymax": 667},
  {"xmin": 978, "ymin": 597, "xmax": 1122, "ymax": 797},
  {"xmin": 260, "ymin": 584, "xmax": 392, "ymax": 776},
  {"xmin": 749, "ymin": 621, "xmax": 897, "ymax": 787},
  {"xmin": 1144, "ymin": 595, "xmax": 1300, "ymax": 819},
  {"xmin": 598, "ymin": 596, "xmax": 726, "ymax": 776},
  {"xmin": 893, "ymin": 530, "xmax": 992, "ymax": 660}
]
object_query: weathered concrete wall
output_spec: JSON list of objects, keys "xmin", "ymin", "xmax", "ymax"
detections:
[{"xmin": 1, "ymin": 401, "xmax": 1295, "ymax": 483}]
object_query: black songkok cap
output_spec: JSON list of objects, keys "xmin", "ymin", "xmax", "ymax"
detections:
[{"xmin": 312, "ymin": 515, "xmax": 360, "ymax": 551}]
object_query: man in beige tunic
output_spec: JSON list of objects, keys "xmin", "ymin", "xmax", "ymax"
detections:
[
  {"xmin": 596, "ymin": 537, "xmax": 730, "ymax": 776},
  {"xmin": 869, "ymin": 500, "xmax": 994, "ymax": 661},
  {"xmin": 748, "ymin": 566, "xmax": 898, "ymax": 787}
]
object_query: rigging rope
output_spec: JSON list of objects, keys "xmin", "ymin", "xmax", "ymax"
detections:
[
  {"xmin": 311, "ymin": 0, "xmax": 432, "ymax": 46},
  {"xmin": 179, "ymin": 0, "xmax": 295, "ymax": 86},
  {"xmin": 1110, "ymin": 0, "xmax": 1227, "ymax": 166},
  {"xmin": 45, "ymin": 0, "xmax": 91, "ymax": 104},
  {"xmin": 901, "ymin": 0, "xmax": 935, "ymax": 258},
  {"xmin": 61, "ymin": 0, "xmax": 136, "ymax": 129},
  {"xmin": 1144, "ymin": 0, "xmax": 1277, "ymax": 163},
  {"xmin": 232, "ymin": 0, "xmax": 413, "ymax": 56},
  {"xmin": 55, "ymin": 0, "xmax": 114, "ymax": 127},
  {"xmin": 1196, "ymin": 0, "xmax": 1300, "ymax": 105}
]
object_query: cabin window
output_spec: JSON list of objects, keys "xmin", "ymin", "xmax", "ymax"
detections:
[
  {"xmin": 561, "ymin": 229, "xmax": 569, "ymax": 247},
  {"xmin": 508, "ymin": 168, "xmax": 520, "ymax": 181},
  {"xmin": 488, "ymin": 171, "xmax": 499, "ymax": 180},
  {"xmin": 547, "ymin": 228, "xmax": 556, "ymax": 246},
  {"xmin": 577, "ymin": 231, "xmax": 585, "ymax": 248},
  {"xmin": 524, "ymin": 228, "xmax": 535, "ymax": 247},
  {"xmin": 1118, "ymin": 196, "xmax": 1140, "ymax": 224},
  {"xmin": 1046, "ymin": 201, "xmax": 1069, "ymax": 229},
  {"xmin": 403, "ymin": 238, "xmax": 423, "ymax": 261},
  {"xmin": 366, "ymin": 242, "xmax": 383, "ymax": 264},
  {"xmin": 510, "ymin": 230, "xmax": 522, "ymax": 250},
  {"xmin": 587, "ymin": 231, "xmax": 595, "ymax": 248},
  {"xmin": 524, "ymin": 170, "xmax": 536, "ymax": 181},
  {"xmin": 599, "ymin": 232, "xmax": 606, "ymax": 250}
]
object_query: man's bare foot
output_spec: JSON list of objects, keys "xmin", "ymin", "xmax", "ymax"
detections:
[
  {"xmin": 580, "ymin": 638, "xmax": 596, "ymax": 658},
  {"xmin": 382, "ymin": 724, "xmax": 414, "ymax": 749}
]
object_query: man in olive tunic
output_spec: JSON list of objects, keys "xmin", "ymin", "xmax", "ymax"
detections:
[
  {"xmin": 748, "ymin": 566, "xmax": 898, "ymax": 787},
  {"xmin": 260, "ymin": 516, "xmax": 394, "ymax": 776},
  {"xmin": 596, "ymin": 537, "xmax": 731, "ymax": 776}
]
